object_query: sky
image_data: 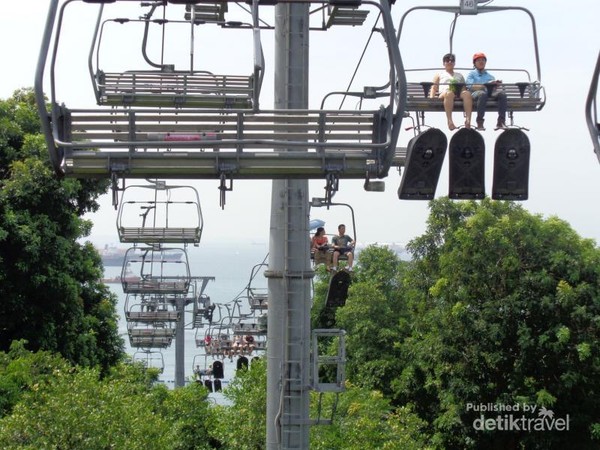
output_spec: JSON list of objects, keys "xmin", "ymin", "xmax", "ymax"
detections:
[{"xmin": 1, "ymin": 0, "xmax": 599, "ymax": 249}]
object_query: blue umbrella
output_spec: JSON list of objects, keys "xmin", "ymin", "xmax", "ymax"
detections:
[{"xmin": 309, "ymin": 219, "xmax": 325, "ymax": 231}]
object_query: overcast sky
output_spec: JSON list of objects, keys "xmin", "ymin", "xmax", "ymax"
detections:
[{"xmin": 1, "ymin": 0, "xmax": 599, "ymax": 248}]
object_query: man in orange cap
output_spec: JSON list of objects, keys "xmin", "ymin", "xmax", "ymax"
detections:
[{"xmin": 466, "ymin": 52, "xmax": 508, "ymax": 130}]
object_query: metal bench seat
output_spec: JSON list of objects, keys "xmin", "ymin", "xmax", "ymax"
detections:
[
  {"xmin": 232, "ymin": 322, "xmax": 267, "ymax": 335},
  {"xmin": 117, "ymin": 183, "xmax": 203, "ymax": 244},
  {"xmin": 60, "ymin": 107, "xmax": 385, "ymax": 148},
  {"xmin": 126, "ymin": 310, "xmax": 179, "ymax": 322},
  {"xmin": 96, "ymin": 71, "xmax": 256, "ymax": 109},
  {"xmin": 249, "ymin": 293, "xmax": 268, "ymax": 310},
  {"xmin": 405, "ymin": 81, "xmax": 545, "ymax": 114},
  {"xmin": 129, "ymin": 328, "xmax": 176, "ymax": 338},
  {"xmin": 129, "ymin": 336, "xmax": 173, "ymax": 348},
  {"xmin": 122, "ymin": 278, "xmax": 191, "ymax": 294},
  {"xmin": 118, "ymin": 227, "xmax": 201, "ymax": 244},
  {"xmin": 54, "ymin": 106, "xmax": 393, "ymax": 178},
  {"xmin": 326, "ymin": 5, "xmax": 369, "ymax": 27}
]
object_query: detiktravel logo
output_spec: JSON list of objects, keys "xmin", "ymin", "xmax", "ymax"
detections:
[{"xmin": 467, "ymin": 403, "xmax": 570, "ymax": 432}]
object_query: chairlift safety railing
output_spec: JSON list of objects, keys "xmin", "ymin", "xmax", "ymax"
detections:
[{"xmin": 586, "ymin": 50, "xmax": 600, "ymax": 164}]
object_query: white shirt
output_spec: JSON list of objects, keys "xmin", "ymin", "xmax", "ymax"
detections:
[{"xmin": 435, "ymin": 71, "xmax": 466, "ymax": 95}]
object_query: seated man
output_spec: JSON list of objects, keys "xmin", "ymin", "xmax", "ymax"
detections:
[
  {"xmin": 331, "ymin": 224, "xmax": 355, "ymax": 272},
  {"xmin": 466, "ymin": 52, "xmax": 508, "ymax": 130}
]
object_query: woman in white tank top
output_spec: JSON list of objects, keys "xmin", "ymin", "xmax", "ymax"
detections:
[{"xmin": 430, "ymin": 53, "xmax": 473, "ymax": 130}]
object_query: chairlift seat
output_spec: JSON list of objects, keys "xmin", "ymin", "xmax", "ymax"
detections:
[
  {"xmin": 129, "ymin": 328, "xmax": 176, "ymax": 338},
  {"xmin": 57, "ymin": 106, "xmax": 387, "ymax": 152},
  {"xmin": 326, "ymin": 5, "xmax": 369, "ymax": 27},
  {"xmin": 249, "ymin": 293, "xmax": 268, "ymax": 310},
  {"xmin": 129, "ymin": 335, "xmax": 173, "ymax": 348},
  {"xmin": 118, "ymin": 226, "xmax": 201, "ymax": 244},
  {"xmin": 232, "ymin": 322, "xmax": 267, "ymax": 335},
  {"xmin": 117, "ymin": 185, "xmax": 203, "ymax": 244},
  {"xmin": 126, "ymin": 311, "xmax": 179, "ymax": 322},
  {"xmin": 405, "ymin": 81, "xmax": 545, "ymax": 114},
  {"xmin": 183, "ymin": 2, "xmax": 228, "ymax": 23},
  {"xmin": 96, "ymin": 70, "xmax": 255, "ymax": 109},
  {"xmin": 122, "ymin": 277, "xmax": 191, "ymax": 294}
]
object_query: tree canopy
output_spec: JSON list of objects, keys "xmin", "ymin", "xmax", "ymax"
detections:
[
  {"xmin": 395, "ymin": 198, "xmax": 600, "ymax": 449},
  {"xmin": 0, "ymin": 341, "xmax": 214, "ymax": 449},
  {"xmin": 0, "ymin": 89, "xmax": 122, "ymax": 370}
]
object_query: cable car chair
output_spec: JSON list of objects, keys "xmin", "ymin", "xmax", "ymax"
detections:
[
  {"xmin": 124, "ymin": 293, "xmax": 180, "ymax": 323},
  {"xmin": 35, "ymin": 0, "xmax": 405, "ymax": 188},
  {"xmin": 116, "ymin": 181, "xmax": 203, "ymax": 246},
  {"xmin": 90, "ymin": 1, "xmax": 263, "ymax": 110},
  {"xmin": 396, "ymin": 3, "xmax": 546, "ymax": 131},
  {"xmin": 121, "ymin": 246, "xmax": 191, "ymax": 294},
  {"xmin": 133, "ymin": 349, "xmax": 166, "ymax": 373}
]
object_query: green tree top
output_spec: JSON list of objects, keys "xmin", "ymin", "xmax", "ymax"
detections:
[
  {"xmin": 400, "ymin": 198, "xmax": 600, "ymax": 449},
  {"xmin": 0, "ymin": 89, "xmax": 122, "ymax": 371}
]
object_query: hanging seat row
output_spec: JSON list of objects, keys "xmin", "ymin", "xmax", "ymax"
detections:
[
  {"xmin": 404, "ymin": 75, "xmax": 545, "ymax": 114},
  {"xmin": 96, "ymin": 71, "xmax": 258, "ymax": 109},
  {"xmin": 35, "ymin": 0, "xmax": 405, "ymax": 183},
  {"xmin": 121, "ymin": 247, "xmax": 191, "ymax": 294},
  {"xmin": 124, "ymin": 293, "xmax": 180, "ymax": 323}
]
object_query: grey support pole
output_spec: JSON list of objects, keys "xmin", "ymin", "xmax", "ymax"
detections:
[
  {"xmin": 175, "ymin": 295, "xmax": 185, "ymax": 387},
  {"xmin": 266, "ymin": 2, "xmax": 312, "ymax": 449}
]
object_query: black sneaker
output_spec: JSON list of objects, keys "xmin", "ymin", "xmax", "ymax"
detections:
[
  {"xmin": 496, "ymin": 119, "xmax": 507, "ymax": 129},
  {"xmin": 476, "ymin": 119, "xmax": 485, "ymax": 130}
]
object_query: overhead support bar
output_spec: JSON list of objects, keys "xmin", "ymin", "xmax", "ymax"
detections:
[{"xmin": 62, "ymin": 150, "xmax": 384, "ymax": 179}]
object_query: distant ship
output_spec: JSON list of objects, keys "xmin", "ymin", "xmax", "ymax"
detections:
[
  {"xmin": 96, "ymin": 245, "xmax": 184, "ymax": 266},
  {"xmin": 97, "ymin": 245, "xmax": 128, "ymax": 266}
]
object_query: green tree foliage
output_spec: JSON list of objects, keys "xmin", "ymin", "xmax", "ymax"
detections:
[
  {"xmin": 0, "ymin": 344, "xmax": 216, "ymax": 449},
  {"xmin": 0, "ymin": 340, "xmax": 70, "ymax": 418},
  {"xmin": 208, "ymin": 358, "xmax": 267, "ymax": 449},
  {"xmin": 203, "ymin": 355, "xmax": 429, "ymax": 449},
  {"xmin": 398, "ymin": 198, "xmax": 600, "ymax": 449},
  {"xmin": 159, "ymin": 382, "xmax": 216, "ymax": 450},
  {"xmin": 0, "ymin": 89, "xmax": 122, "ymax": 370},
  {"xmin": 334, "ymin": 245, "xmax": 409, "ymax": 397},
  {"xmin": 310, "ymin": 383, "xmax": 431, "ymax": 450},
  {"xmin": 0, "ymin": 346, "xmax": 166, "ymax": 449}
]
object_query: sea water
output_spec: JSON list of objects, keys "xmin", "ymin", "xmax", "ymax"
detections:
[{"xmin": 104, "ymin": 242, "xmax": 269, "ymax": 395}]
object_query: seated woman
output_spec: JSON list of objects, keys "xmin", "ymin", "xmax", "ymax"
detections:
[
  {"xmin": 244, "ymin": 335, "xmax": 256, "ymax": 354},
  {"xmin": 430, "ymin": 53, "xmax": 473, "ymax": 131},
  {"xmin": 232, "ymin": 335, "xmax": 243, "ymax": 355},
  {"xmin": 311, "ymin": 226, "xmax": 332, "ymax": 270}
]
